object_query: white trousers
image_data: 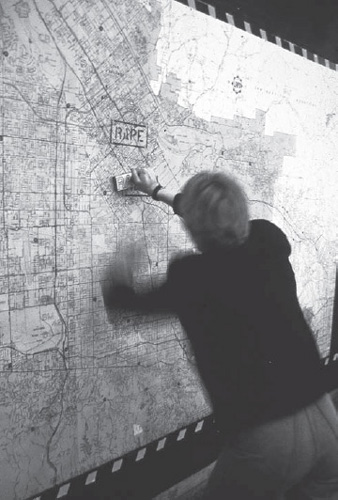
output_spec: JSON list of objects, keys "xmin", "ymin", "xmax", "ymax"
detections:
[{"xmin": 204, "ymin": 394, "xmax": 338, "ymax": 499}]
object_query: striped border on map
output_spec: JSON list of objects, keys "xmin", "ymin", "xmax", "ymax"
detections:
[
  {"xmin": 26, "ymin": 415, "xmax": 220, "ymax": 500},
  {"xmin": 175, "ymin": 0, "xmax": 338, "ymax": 71}
]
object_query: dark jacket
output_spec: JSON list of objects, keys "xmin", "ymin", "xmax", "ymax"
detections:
[{"xmin": 103, "ymin": 219, "xmax": 325, "ymax": 436}]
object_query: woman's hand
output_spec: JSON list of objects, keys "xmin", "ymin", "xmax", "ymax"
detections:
[{"xmin": 131, "ymin": 167, "xmax": 160, "ymax": 195}]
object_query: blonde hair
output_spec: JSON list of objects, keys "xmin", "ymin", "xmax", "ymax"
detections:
[{"xmin": 180, "ymin": 171, "xmax": 249, "ymax": 251}]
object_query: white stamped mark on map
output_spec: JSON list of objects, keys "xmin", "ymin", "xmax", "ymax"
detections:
[{"xmin": 133, "ymin": 424, "xmax": 143, "ymax": 436}]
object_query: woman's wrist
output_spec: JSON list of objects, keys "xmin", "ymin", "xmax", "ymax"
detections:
[
  {"xmin": 150, "ymin": 186, "xmax": 177, "ymax": 208},
  {"xmin": 151, "ymin": 184, "xmax": 164, "ymax": 200}
]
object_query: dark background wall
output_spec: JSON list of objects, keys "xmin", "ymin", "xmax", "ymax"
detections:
[{"xmin": 208, "ymin": 0, "xmax": 338, "ymax": 63}]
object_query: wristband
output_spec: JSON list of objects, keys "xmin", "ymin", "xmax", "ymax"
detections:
[{"xmin": 151, "ymin": 184, "xmax": 163, "ymax": 200}]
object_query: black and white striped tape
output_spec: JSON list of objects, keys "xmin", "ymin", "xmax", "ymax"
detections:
[
  {"xmin": 176, "ymin": 0, "xmax": 337, "ymax": 71},
  {"xmin": 29, "ymin": 417, "xmax": 209, "ymax": 500}
]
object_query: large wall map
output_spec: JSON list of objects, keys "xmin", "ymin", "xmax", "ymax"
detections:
[{"xmin": 1, "ymin": 0, "xmax": 338, "ymax": 498}]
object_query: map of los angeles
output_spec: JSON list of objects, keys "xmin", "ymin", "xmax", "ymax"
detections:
[{"xmin": 1, "ymin": 0, "xmax": 337, "ymax": 498}]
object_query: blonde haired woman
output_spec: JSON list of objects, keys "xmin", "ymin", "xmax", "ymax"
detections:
[{"xmin": 102, "ymin": 168, "xmax": 338, "ymax": 499}]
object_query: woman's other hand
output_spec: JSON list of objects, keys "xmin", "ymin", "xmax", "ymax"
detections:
[{"xmin": 103, "ymin": 245, "xmax": 142, "ymax": 287}]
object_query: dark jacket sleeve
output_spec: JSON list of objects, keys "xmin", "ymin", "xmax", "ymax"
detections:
[
  {"xmin": 102, "ymin": 259, "xmax": 182, "ymax": 314},
  {"xmin": 173, "ymin": 193, "xmax": 183, "ymax": 216},
  {"xmin": 249, "ymin": 219, "xmax": 292, "ymax": 259}
]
